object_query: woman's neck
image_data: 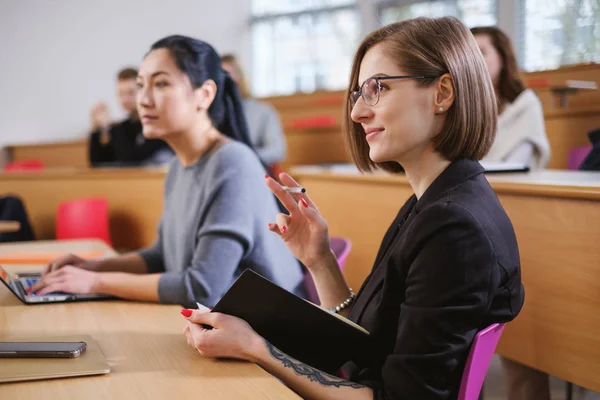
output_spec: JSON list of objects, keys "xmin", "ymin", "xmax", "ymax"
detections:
[
  {"xmin": 400, "ymin": 149, "xmax": 451, "ymax": 200},
  {"xmin": 166, "ymin": 118, "xmax": 224, "ymax": 167}
]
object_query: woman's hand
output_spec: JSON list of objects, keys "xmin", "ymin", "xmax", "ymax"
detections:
[
  {"xmin": 265, "ymin": 172, "xmax": 334, "ymax": 270},
  {"xmin": 27, "ymin": 266, "xmax": 101, "ymax": 295},
  {"xmin": 182, "ymin": 309, "xmax": 263, "ymax": 362},
  {"xmin": 42, "ymin": 253, "xmax": 94, "ymax": 276}
]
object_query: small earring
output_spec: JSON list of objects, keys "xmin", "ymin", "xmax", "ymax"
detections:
[
  {"xmin": 196, "ymin": 106, "xmax": 202, "ymax": 112},
  {"xmin": 439, "ymin": 107, "xmax": 444, "ymax": 112}
]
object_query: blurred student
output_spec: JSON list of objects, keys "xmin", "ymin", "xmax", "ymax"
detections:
[
  {"xmin": 89, "ymin": 67, "xmax": 173, "ymax": 166},
  {"xmin": 472, "ymin": 26, "xmax": 550, "ymax": 170},
  {"xmin": 221, "ymin": 54, "xmax": 287, "ymax": 168},
  {"xmin": 32, "ymin": 36, "xmax": 305, "ymax": 308},
  {"xmin": 474, "ymin": 24, "xmax": 551, "ymax": 399}
]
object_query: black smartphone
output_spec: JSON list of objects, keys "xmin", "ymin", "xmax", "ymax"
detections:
[{"xmin": 0, "ymin": 341, "xmax": 87, "ymax": 358}]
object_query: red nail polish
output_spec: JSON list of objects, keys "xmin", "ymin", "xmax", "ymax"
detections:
[
  {"xmin": 282, "ymin": 226, "xmax": 287, "ymax": 233},
  {"xmin": 264, "ymin": 174, "xmax": 270, "ymax": 179},
  {"xmin": 300, "ymin": 198, "xmax": 308, "ymax": 208},
  {"xmin": 181, "ymin": 309, "xmax": 193, "ymax": 318}
]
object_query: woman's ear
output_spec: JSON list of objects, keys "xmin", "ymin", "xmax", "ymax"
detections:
[
  {"xmin": 434, "ymin": 73, "xmax": 455, "ymax": 114},
  {"xmin": 195, "ymin": 79, "xmax": 217, "ymax": 111}
]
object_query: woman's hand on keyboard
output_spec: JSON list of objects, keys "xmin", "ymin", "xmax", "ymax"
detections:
[
  {"xmin": 28, "ymin": 266, "xmax": 100, "ymax": 295},
  {"xmin": 42, "ymin": 253, "xmax": 92, "ymax": 276}
]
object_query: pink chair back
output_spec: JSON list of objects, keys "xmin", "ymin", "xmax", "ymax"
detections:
[
  {"xmin": 330, "ymin": 237, "xmax": 352, "ymax": 271},
  {"xmin": 56, "ymin": 198, "xmax": 112, "ymax": 245},
  {"xmin": 457, "ymin": 323, "xmax": 506, "ymax": 400},
  {"xmin": 568, "ymin": 145, "xmax": 592, "ymax": 170},
  {"xmin": 304, "ymin": 237, "xmax": 352, "ymax": 304}
]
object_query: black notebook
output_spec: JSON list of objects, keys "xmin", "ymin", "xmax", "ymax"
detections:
[{"xmin": 209, "ymin": 270, "xmax": 370, "ymax": 372}]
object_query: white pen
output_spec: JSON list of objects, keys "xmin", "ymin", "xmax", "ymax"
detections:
[
  {"xmin": 196, "ymin": 302, "xmax": 211, "ymax": 311},
  {"xmin": 282, "ymin": 186, "xmax": 306, "ymax": 194}
]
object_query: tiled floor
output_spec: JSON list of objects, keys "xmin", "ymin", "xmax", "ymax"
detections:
[{"xmin": 483, "ymin": 356, "xmax": 600, "ymax": 400}]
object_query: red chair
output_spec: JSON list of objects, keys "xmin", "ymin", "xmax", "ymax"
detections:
[
  {"xmin": 4, "ymin": 160, "xmax": 45, "ymax": 172},
  {"xmin": 287, "ymin": 116, "xmax": 337, "ymax": 130},
  {"xmin": 56, "ymin": 198, "xmax": 112, "ymax": 245},
  {"xmin": 304, "ymin": 237, "xmax": 352, "ymax": 305}
]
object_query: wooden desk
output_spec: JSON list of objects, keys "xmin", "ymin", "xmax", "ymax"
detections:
[
  {"xmin": 0, "ymin": 221, "xmax": 20, "ymax": 233},
  {"xmin": 293, "ymin": 166, "xmax": 600, "ymax": 392},
  {"xmin": 0, "ymin": 168, "xmax": 166, "ymax": 250},
  {"xmin": 544, "ymin": 106, "xmax": 600, "ymax": 169},
  {"xmin": 0, "ymin": 240, "xmax": 299, "ymax": 399},
  {"xmin": 6, "ymin": 140, "xmax": 89, "ymax": 168}
]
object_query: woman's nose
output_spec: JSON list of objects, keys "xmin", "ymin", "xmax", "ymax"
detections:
[{"xmin": 350, "ymin": 97, "xmax": 374, "ymax": 123}]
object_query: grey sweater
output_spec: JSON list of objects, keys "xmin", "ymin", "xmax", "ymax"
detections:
[{"xmin": 138, "ymin": 141, "xmax": 305, "ymax": 308}]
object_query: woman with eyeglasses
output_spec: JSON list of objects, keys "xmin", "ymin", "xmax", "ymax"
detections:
[{"xmin": 181, "ymin": 17, "xmax": 524, "ymax": 400}]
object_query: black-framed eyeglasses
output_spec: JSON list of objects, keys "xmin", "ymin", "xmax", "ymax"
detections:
[{"xmin": 350, "ymin": 75, "xmax": 439, "ymax": 107}]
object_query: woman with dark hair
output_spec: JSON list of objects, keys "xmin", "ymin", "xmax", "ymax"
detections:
[
  {"xmin": 471, "ymin": 26, "xmax": 550, "ymax": 170},
  {"xmin": 181, "ymin": 18, "xmax": 523, "ymax": 400},
  {"xmin": 31, "ymin": 35, "xmax": 306, "ymax": 308}
]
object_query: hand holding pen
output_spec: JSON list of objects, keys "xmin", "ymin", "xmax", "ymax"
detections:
[{"xmin": 264, "ymin": 172, "xmax": 333, "ymax": 270}]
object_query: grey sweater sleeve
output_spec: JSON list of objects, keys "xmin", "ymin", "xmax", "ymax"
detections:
[
  {"xmin": 137, "ymin": 220, "xmax": 166, "ymax": 274},
  {"xmin": 156, "ymin": 164, "xmax": 258, "ymax": 308}
]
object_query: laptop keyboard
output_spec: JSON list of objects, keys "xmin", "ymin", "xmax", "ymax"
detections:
[{"xmin": 21, "ymin": 277, "xmax": 66, "ymax": 296}]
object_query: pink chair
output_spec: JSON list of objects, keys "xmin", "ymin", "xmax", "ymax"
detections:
[
  {"xmin": 304, "ymin": 237, "xmax": 352, "ymax": 305},
  {"xmin": 458, "ymin": 323, "xmax": 506, "ymax": 400},
  {"xmin": 567, "ymin": 145, "xmax": 592, "ymax": 170},
  {"xmin": 56, "ymin": 198, "xmax": 112, "ymax": 245}
]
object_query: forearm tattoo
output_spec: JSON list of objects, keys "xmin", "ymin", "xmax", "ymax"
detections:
[{"xmin": 265, "ymin": 341, "xmax": 364, "ymax": 389}]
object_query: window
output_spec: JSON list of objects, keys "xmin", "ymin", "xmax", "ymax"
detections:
[
  {"xmin": 378, "ymin": 0, "xmax": 497, "ymax": 28},
  {"xmin": 251, "ymin": 0, "xmax": 360, "ymax": 97},
  {"xmin": 523, "ymin": 0, "xmax": 600, "ymax": 71}
]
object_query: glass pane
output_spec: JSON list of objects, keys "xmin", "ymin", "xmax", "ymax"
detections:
[
  {"xmin": 380, "ymin": 0, "xmax": 496, "ymax": 27},
  {"xmin": 252, "ymin": 8, "xmax": 360, "ymax": 96},
  {"xmin": 252, "ymin": 0, "xmax": 355, "ymax": 16},
  {"xmin": 524, "ymin": 0, "xmax": 600, "ymax": 71}
]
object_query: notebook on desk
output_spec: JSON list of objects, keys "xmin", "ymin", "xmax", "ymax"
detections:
[
  {"xmin": 0, "ymin": 335, "xmax": 110, "ymax": 383},
  {"xmin": 480, "ymin": 161, "xmax": 529, "ymax": 173},
  {"xmin": 207, "ymin": 270, "xmax": 370, "ymax": 372}
]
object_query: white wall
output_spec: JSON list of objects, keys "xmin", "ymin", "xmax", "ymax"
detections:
[{"xmin": 0, "ymin": 0, "xmax": 252, "ymax": 150}]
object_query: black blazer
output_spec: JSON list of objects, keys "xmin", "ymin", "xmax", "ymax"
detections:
[
  {"xmin": 344, "ymin": 158, "xmax": 525, "ymax": 400},
  {"xmin": 89, "ymin": 118, "xmax": 172, "ymax": 166}
]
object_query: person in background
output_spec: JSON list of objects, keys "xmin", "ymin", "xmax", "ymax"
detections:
[
  {"xmin": 472, "ymin": 26, "xmax": 550, "ymax": 170},
  {"xmin": 89, "ymin": 67, "xmax": 174, "ymax": 166},
  {"xmin": 221, "ymin": 54, "xmax": 287, "ymax": 170},
  {"xmin": 31, "ymin": 36, "xmax": 305, "ymax": 309},
  {"xmin": 181, "ymin": 17, "xmax": 524, "ymax": 400},
  {"xmin": 473, "ymin": 25, "xmax": 553, "ymax": 399}
]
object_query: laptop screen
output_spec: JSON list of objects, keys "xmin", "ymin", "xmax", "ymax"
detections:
[
  {"xmin": 0, "ymin": 265, "xmax": 24, "ymax": 300},
  {"xmin": 0, "ymin": 266, "xmax": 13, "ymax": 286}
]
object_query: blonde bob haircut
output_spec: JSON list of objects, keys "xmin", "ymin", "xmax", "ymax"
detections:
[{"xmin": 344, "ymin": 17, "xmax": 497, "ymax": 173}]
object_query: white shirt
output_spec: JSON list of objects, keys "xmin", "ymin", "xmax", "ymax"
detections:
[{"xmin": 483, "ymin": 89, "xmax": 551, "ymax": 170}]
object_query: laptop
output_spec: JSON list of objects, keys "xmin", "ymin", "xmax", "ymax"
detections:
[{"xmin": 0, "ymin": 266, "xmax": 113, "ymax": 304}]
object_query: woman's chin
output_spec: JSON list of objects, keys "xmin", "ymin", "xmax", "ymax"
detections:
[
  {"xmin": 142, "ymin": 127, "xmax": 165, "ymax": 140},
  {"xmin": 368, "ymin": 148, "xmax": 388, "ymax": 164}
]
